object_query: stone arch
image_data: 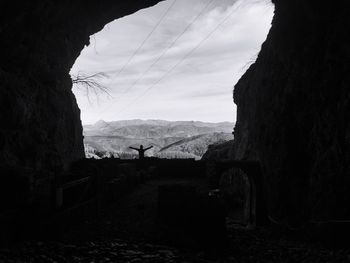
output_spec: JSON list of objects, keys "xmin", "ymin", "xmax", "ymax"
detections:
[
  {"xmin": 219, "ymin": 167, "xmax": 253, "ymax": 225},
  {"xmin": 216, "ymin": 161, "xmax": 267, "ymax": 227}
]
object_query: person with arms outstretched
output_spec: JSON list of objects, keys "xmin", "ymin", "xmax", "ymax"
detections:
[{"xmin": 129, "ymin": 145, "xmax": 153, "ymax": 159}]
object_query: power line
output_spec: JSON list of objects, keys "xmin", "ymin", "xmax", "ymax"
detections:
[
  {"xmin": 108, "ymin": 0, "xmax": 178, "ymax": 83},
  {"xmin": 98, "ymin": 0, "xmax": 216, "ymax": 116},
  {"xmin": 115, "ymin": 0, "xmax": 243, "ymax": 116},
  {"xmin": 117, "ymin": 0, "xmax": 216, "ymax": 99}
]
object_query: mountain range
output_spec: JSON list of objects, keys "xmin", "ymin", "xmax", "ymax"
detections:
[{"xmin": 83, "ymin": 119, "xmax": 234, "ymax": 159}]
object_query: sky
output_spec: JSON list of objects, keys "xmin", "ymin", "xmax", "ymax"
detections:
[{"xmin": 71, "ymin": 0, "xmax": 274, "ymax": 125}]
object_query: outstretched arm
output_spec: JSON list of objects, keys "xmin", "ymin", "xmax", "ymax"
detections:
[
  {"xmin": 129, "ymin": 147, "xmax": 138, "ymax": 150},
  {"xmin": 145, "ymin": 146, "xmax": 153, "ymax": 151}
]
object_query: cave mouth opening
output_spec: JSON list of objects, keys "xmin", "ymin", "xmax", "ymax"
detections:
[
  {"xmin": 70, "ymin": 0, "xmax": 274, "ymax": 159},
  {"xmin": 0, "ymin": 0, "xmax": 279, "ymax": 247}
]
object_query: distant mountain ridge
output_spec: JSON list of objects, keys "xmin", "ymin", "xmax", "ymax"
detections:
[
  {"xmin": 84, "ymin": 119, "xmax": 233, "ymax": 137},
  {"xmin": 86, "ymin": 119, "xmax": 233, "ymax": 128},
  {"xmin": 83, "ymin": 119, "xmax": 234, "ymax": 159}
]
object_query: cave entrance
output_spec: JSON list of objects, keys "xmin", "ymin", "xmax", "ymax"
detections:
[{"xmin": 70, "ymin": 0, "xmax": 274, "ymax": 160}]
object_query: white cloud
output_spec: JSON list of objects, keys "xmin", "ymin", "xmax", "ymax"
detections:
[{"xmin": 71, "ymin": 0, "xmax": 274, "ymax": 124}]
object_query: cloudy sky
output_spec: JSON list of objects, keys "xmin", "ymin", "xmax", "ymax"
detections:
[{"xmin": 71, "ymin": 0, "xmax": 274, "ymax": 125}]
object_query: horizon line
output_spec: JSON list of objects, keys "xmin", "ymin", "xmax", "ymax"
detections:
[{"xmin": 82, "ymin": 118, "xmax": 235, "ymax": 126}]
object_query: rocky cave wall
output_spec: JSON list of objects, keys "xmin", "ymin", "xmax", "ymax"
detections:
[
  {"xmin": 0, "ymin": 0, "xmax": 163, "ymax": 172},
  {"xmin": 233, "ymin": 0, "xmax": 350, "ymax": 223},
  {"xmin": 1, "ymin": 0, "xmax": 350, "ymax": 223}
]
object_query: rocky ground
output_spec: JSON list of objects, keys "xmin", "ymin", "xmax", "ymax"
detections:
[
  {"xmin": 1, "ymin": 227, "xmax": 350, "ymax": 263},
  {"xmin": 0, "ymin": 239, "xmax": 191, "ymax": 263},
  {"xmin": 227, "ymin": 227, "xmax": 350, "ymax": 263}
]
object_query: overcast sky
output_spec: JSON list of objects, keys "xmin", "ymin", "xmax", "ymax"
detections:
[{"xmin": 71, "ymin": 0, "xmax": 274, "ymax": 125}]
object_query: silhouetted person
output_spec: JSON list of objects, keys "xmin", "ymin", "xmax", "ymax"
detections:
[{"xmin": 129, "ymin": 145, "xmax": 153, "ymax": 159}]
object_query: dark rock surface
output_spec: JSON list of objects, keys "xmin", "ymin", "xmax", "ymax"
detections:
[
  {"xmin": 202, "ymin": 140, "xmax": 234, "ymax": 161},
  {"xmin": 233, "ymin": 1, "xmax": 350, "ymax": 223},
  {"xmin": 0, "ymin": 1, "xmax": 163, "ymax": 171},
  {"xmin": 1, "ymin": 228, "xmax": 350, "ymax": 263},
  {"xmin": 0, "ymin": 240, "xmax": 186, "ymax": 263}
]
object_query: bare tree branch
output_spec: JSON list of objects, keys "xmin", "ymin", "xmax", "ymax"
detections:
[{"xmin": 71, "ymin": 72, "xmax": 112, "ymax": 104}]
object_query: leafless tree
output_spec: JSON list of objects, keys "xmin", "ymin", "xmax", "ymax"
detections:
[{"xmin": 71, "ymin": 72, "xmax": 112, "ymax": 103}]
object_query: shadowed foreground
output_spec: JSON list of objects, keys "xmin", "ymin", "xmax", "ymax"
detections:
[{"xmin": 1, "ymin": 159, "xmax": 350, "ymax": 262}]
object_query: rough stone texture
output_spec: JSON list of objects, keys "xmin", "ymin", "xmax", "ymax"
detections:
[
  {"xmin": 0, "ymin": 1, "xmax": 163, "ymax": 171},
  {"xmin": 202, "ymin": 140, "xmax": 234, "ymax": 161},
  {"xmin": 233, "ymin": 0, "xmax": 350, "ymax": 224},
  {"xmin": 2, "ymin": 230, "xmax": 350, "ymax": 262}
]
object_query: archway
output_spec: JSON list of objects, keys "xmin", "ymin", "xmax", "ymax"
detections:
[{"xmin": 212, "ymin": 160, "xmax": 267, "ymax": 227}]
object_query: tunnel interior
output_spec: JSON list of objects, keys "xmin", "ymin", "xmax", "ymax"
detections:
[{"xmin": 1, "ymin": 0, "xmax": 350, "ymax": 259}]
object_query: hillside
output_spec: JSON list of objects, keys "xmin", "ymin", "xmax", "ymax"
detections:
[
  {"xmin": 158, "ymin": 133, "xmax": 233, "ymax": 159},
  {"xmin": 83, "ymin": 119, "xmax": 234, "ymax": 159}
]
